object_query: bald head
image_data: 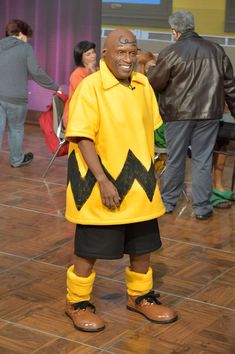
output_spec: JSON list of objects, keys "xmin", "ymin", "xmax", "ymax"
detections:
[
  {"xmin": 103, "ymin": 29, "xmax": 137, "ymax": 51},
  {"xmin": 102, "ymin": 29, "xmax": 138, "ymax": 85}
]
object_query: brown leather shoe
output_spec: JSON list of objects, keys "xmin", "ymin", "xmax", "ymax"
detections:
[
  {"xmin": 65, "ymin": 300, "xmax": 105, "ymax": 332},
  {"xmin": 127, "ymin": 291, "xmax": 178, "ymax": 324}
]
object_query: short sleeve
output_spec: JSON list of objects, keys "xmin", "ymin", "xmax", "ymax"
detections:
[{"xmin": 66, "ymin": 79, "xmax": 99, "ymax": 142}]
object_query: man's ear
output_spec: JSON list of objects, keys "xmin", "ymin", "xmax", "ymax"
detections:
[
  {"xmin": 102, "ymin": 48, "xmax": 107, "ymax": 58},
  {"xmin": 172, "ymin": 29, "xmax": 181, "ymax": 40}
]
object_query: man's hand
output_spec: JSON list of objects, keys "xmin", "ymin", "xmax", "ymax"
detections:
[
  {"xmin": 77, "ymin": 138, "xmax": 120, "ymax": 210},
  {"xmin": 98, "ymin": 176, "xmax": 121, "ymax": 210},
  {"xmin": 57, "ymin": 86, "xmax": 64, "ymax": 94}
]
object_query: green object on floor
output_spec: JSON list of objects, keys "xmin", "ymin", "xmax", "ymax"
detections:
[
  {"xmin": 210, "ymin": 194, "xmax": 231, "ymax": 209},
  {"xmin": 212, "ymin": 188, "xmax": 235, "ymax": 201}
]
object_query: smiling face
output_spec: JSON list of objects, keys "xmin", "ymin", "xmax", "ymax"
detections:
[{"xmin": 102, "ymin": 29, "xmax": 138, "ymax": 86}]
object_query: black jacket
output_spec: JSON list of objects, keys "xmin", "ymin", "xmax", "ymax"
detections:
[{"xmin": 148, "ymin": 31, "xmax": 235, "ymax": 121}]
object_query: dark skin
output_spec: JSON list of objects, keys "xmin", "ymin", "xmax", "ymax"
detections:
[{"xmin": 73, "ymin": 29, "xmax": 150, "ymax": 278}]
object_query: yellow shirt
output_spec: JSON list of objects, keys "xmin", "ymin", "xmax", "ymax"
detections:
[{"xmin": 65, "ymin": 59, "xmax": 165, "ymax": 225}]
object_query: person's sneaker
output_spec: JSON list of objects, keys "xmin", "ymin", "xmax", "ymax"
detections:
[
  {"xmin": 11, "ymin": 152, "xmax": 34, "ymax": 167},
  {"xmin": 127, "ymin": 291, "xmax": 178, "ymax": 324},
  {"xmin": 195, "ymin": 210, "xmax": 213, "ymax": 220}
]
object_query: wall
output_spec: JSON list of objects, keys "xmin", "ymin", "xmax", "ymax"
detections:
[
  {"xmin": 173, "ymin": 0, "xmax": 235, "ymax": 36},
  {"xmin": 102, "ymin": 0, "xmax": 235, "ymax": 37},
  {"xmin": 101, "ymin": 0, "xmax": 235, "ymax": 68}
]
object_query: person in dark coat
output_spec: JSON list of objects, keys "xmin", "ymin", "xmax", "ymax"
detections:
[{"xmin": 148, "ymin": 10, "xmax": 235, "ymax": 220}]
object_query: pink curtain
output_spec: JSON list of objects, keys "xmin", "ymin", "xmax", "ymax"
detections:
[{"xmin": 0, "ymin": 0, "xmax": 102, "ymax": 110}]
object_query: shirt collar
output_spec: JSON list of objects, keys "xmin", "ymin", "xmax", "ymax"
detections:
[
  {"xmin": 99, "ymin": 59, "xmax": 146, "ymax": 90},
  {"xmin": 178, "ymin": 31, "xmax": 201, "ymax": 41}
]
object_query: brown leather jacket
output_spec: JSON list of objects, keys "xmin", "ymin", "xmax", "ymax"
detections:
[{"xmin": 148, "ymin": 32, "xmax": 235, "ymax": 121}]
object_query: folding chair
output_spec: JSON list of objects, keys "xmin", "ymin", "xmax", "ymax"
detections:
[{"xmin": 42, "ymin": 94, "xmax": 68, "ymax": 178}]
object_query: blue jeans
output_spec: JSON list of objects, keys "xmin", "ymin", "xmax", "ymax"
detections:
[{"xmin": 0, "ymin": 100, "xmax": 28, "ymax": 166}]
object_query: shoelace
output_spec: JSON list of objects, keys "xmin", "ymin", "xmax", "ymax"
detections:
[
  {"xmin": 135, "ymin": 290, "xmax": 162, "ymax": 305},
  {"xmin": 72, "ymin": 301, "xmax": 96, "ymax": 313}
]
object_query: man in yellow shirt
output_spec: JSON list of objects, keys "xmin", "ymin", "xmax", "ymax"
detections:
[{"xmin": 65, "ymin": 28, "xmax": 177, "ymax": 332}]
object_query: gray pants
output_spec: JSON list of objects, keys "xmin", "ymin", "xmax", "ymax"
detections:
[{"xmin": 162, "ymin": 120, "xmax": 219, "ymax": 215}]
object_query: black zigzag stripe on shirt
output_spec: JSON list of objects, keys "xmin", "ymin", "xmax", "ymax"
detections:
[
  {"xmin": 67, "ymin": 150, "xmax": 97, "ymax": 211},
  {"xmin": 67, "ymin": 149, "xmax": 156, "ymax": 210}
]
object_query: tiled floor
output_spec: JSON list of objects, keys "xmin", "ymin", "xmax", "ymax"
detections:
[{"xmin": 0, "ymin": 124, "xmax": 234, "ymax": 353}]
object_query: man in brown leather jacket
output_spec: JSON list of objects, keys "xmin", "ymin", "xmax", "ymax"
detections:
[{"xmin": 148, "ymin": 10, "xmax": 235, "ymax": 220}]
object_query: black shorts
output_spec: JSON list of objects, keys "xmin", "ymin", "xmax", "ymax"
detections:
[{"xmin": 74, "ymin": 219, "xmax": 161, "ymax": 259}]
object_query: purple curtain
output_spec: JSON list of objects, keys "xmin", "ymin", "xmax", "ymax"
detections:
[{"xmin": 0, "ymin": 0, "xmax": 102, "ymax": 110}]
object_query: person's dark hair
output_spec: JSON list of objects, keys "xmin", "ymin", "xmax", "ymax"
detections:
[
  {"xmin": 169, "ymin": 10, "xmax": 195, "ymax": 34},
  {"xmin": 73, "ymin": 41, "xmax": 96, "ymax": 67},
  {"xmin": 5, "ymin": 19, "xmax": 33, "ymax": 37}
]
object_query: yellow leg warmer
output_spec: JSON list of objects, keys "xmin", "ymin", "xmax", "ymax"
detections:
[
  {"xmin": 66, "ymin": 265, "xmax": 96, "ymax": 303},
  {"xmin": 125, "ymin": 266, "xmax": 153, "ymax": 296}
]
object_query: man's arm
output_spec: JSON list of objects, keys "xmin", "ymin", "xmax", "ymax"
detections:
[
  {"xmin": 147, "ymin": 56, "xmax": 170, "ymax": 93},
  {"xmin": 223, "ymin": 54, "xmax": 235, "ymax": 117},
  {"xmin": 77, "ymin": 138, "xmax": 120, "ymax": 210},
  {"xmin": 26, "ymin": 45, "xmax": 59, "ymax": 91}
]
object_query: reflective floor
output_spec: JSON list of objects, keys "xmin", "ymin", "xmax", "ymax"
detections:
[{"xmin": 0, "ymin": 124, "xmax": 235, "ymax": 353}]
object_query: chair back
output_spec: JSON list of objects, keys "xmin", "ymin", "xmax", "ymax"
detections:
[{"xmin": 52, "ymin": 94, "xmax": 66, "ymax": 139}]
